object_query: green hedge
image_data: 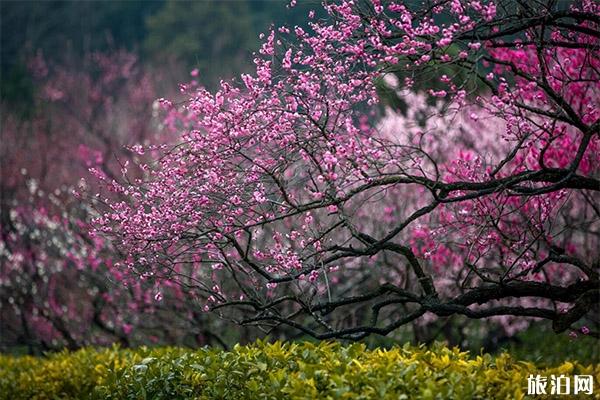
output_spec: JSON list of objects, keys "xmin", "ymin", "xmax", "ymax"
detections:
[{"xmin": 1, "ymin": 341, "xmax": 598, "ymax": 399}]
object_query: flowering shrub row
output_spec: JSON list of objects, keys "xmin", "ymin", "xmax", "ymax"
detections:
[{"xmin": 1, "ymin": 341, "xmax": 598, "ymax": 399}]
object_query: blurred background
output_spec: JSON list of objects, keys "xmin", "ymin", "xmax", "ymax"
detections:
[
  {"xmin": 1, "ymin": 0, "xmax": 323, "ymax": 106},
  {"xmin": 0, "ymin": 0, "xmax": 597, "ymax": 364}
]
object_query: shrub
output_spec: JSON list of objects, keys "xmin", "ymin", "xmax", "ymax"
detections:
[{"xmin": 1, "ymin": 341, "xmax": 598, "ymax": 399}]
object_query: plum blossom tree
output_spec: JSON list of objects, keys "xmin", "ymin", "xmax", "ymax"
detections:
[{"xmin": 95, "ymin": 0, "xmax": 599, "ymax": 341}]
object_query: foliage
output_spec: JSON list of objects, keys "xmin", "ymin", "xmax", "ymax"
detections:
[
  {"xmin": 506, "ymin": 324, "xmax": 600, "ymax": 366},
  {"xmin": 143, "ymin": 0, "xmax": 257, "ymax": 85},
  {"xmin": 142, "ymin": 0, "xmax": 324, "ymax": 87},
  {"xmin": 1, "ymin": 341, "xmax": 599, "ymax": 400},
  {"xmin": 0, "ymin": 1, "xmax": 163, "ymax": 103},
  {"xmin": 0, "ymin": 0, "xmax": 322, "ymax": 102}
]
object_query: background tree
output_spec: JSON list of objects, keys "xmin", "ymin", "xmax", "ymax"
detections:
[
  {"xmin": 0, "ymin": 0, "xmax": 322, "ymax": 106},
  {"xmin": 143, "ymin": 0, "xmax": 257, "ymax": 87},
  {"xmin": 0, "ymin": 0, "xmax": 161, "ymax": 112},
  {"xmin": 0, "ymin": 52, "xmax": 239, "ymax": 352}
]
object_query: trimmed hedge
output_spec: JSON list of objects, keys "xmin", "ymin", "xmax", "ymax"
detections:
[{"xmin": 1, "ymin": 341, "xmax": 598, "ymax": 399}]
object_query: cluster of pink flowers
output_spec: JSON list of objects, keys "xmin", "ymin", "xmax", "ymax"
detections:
[{"xmin": 95, "ymin": 0, "xmax": 599, "ymax": 338}]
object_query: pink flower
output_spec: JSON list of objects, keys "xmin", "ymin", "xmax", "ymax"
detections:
[
  {"xmin": 569, "ymin": 331, "xmax": 578, "ymax": 339},
  {"xmin": 253, "ymin": 191, "xmax": 267, "ymax": 203},
  {"xmin": 581, "ymin": 326, "xmax": 590, "ymax": 335},
  {"xmin": 123, "ymin": 324, "xmax": 133, "ymax": 335},
  {"xmin": 282, "ymin": 49, "xmax": 293, "ymax": 70}
]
